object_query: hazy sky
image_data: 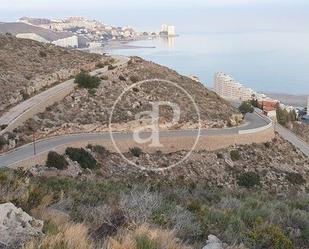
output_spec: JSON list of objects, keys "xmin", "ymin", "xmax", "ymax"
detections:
[{"xmin": 1, "ymin": 0, "xmax": 308, "ymax": 32}]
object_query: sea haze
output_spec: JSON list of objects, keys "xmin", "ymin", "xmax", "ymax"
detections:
[{"xmin": 107, "ymin": 32, "xmax": 309, "ymax": 95}]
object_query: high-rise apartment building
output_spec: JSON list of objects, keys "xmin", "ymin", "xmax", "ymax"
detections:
[{"xmin": 214, "ymin": 72, "xmax": 255, "ymax": 101}]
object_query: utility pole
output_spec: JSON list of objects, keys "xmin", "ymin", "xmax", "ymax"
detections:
[{"xmin": 32, "ymin": 130, "xmax": 36, "ymax": 156}]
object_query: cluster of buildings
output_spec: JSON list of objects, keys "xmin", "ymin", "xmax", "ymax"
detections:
[
  {"xmin": 1, "ymin": 16, "xmax": 177, "ymax": 49},
  {"xmin": 18, "ymin": 16, "xmax": 141, "ymax": 48},
  {"xmin": 214, "ymin": 72, "xmax": 304, "ymax": 121},
  {"xmin": 160, "ymin": 24, "xmax": 176, "ymax": 36}
]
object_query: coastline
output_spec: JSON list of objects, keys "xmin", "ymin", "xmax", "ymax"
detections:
[{"xmin": 102, "ymin": 40, "xmax": 156, "ymax": 50}]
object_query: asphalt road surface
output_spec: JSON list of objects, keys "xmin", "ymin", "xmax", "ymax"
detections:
[{"xmin": 0, "ymin": 112, "xmax": 271, "ymax": 167}]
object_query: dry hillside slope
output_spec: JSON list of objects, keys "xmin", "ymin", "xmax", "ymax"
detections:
[
  {"xmin": 0, "ymin": 34, "xmax": 107, "ymax": 115},
  {"xmin": 8, "ymin": 57, "xmax": 242, "ymax": 145}
]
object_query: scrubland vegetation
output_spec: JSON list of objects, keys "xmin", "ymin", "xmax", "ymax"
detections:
[{"xmin": 0, "ymin": 167, "xmax": 308, "ymax": 249}]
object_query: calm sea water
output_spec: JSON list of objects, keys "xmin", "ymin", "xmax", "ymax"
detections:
[{"xmin": 107, "ymin": 32, "xmax": 309, "ymax": 95}]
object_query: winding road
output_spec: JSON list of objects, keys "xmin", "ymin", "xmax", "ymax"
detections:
[
  {"xmin": 0, "ymin": 112, "xmax": 272, "ymax": 167},
  {"xmin": 0, "ymin": 55, "xmax": 129, "ymax": 134},
  {"xmin": 0, "ymin": 53, "xmax": 276, "ymax": 168}
]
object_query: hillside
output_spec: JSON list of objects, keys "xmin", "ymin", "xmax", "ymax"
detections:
[
  {"xmin": 0, "ymin": 134, "xmax": 308, "ymax": 249},
  {"xmin": 0, "ymin": 34, "xmax": 106, "ymax": 115},
  {"xmin": 8, "ymin": 56, "xmax": 241, "ymax": 146}
]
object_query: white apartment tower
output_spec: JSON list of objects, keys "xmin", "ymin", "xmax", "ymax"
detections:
[
  {"xmin": 161, "ymin": 24, "xmax": 176, "ymax": 36},
  {"xmin": 214, "ymin": 72, "xmax": 255, "ymax": 101}
]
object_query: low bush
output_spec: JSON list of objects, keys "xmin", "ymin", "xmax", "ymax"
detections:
[
  {"xmin": 87, "ymin": 144, "xmax": 109, "ymax": 156},
  {"xmin": 245, "ymin": 224, "xmax": 294, "ymax": 249},
  {"xmin": 129, "ymin": 147, "xmax": 143, "ymax": 157},
  {"xmin": 0, "ymin": 170, "xmax": 8, "ymax": 183},
  {"xmin": 108, "ymin": 65, "xmax": 117, "ymax": 70},
  {"xmin": 237, "ymin": 172, "xmax": 261, "ymax": 188},
  {"xmin": 130, "ymin": 75, "xmax": 139, "ymax": 83},
  {"xmin": 230, "ymin": 150, "xmax": 241, "ymax": 161},
  {"xmin": 46, "ymin": 151, "xmax": 68, "ymax": 170},
  {"xmin": 217, "ymin": 153, "xmax": 224, "ymax": 159},
  {"xmin": 119, "ymin": 75, "xmax": 126, "ymax": 81},
  {"xmin": 285, "ymin": 172, "xmax": 306, "ymax": 185},
  {"xmin": 0, "ymin": 135, "xmax": 7, "ymax": 149},
  {"xmin": 65, "ymin": 147, "xmax": 98, "ymax": 169},
  {"xmin": 74, "ymin": 71, "xmax": 100, "ymax": 89}
]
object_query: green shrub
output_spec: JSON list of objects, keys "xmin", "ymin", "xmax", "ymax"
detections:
[
  {"xmin": 245, "ymin": 224, "xmax": 295, "ymax": 249},
  {"xmin": 237, "ymin": 172, "xmax": 261, "ymax": 188},
  {"xmin": 0, "ymin": 135, "xmax": 7, "ymax": 149},
  {"xmin": 129, "ymin": 147, "xmax": 143, "ymax": 157},
  {"xmin": 27, "ymin": 185, "xmax": 45, "ymax": 211},
  {"xmin": 285, "ymin": 172, "xmax": 306, "ymax": 185},
  {"xmin": 135, "ymin": 234, "xmax": 159, "ymax": 249},
  {"xmin": 46, "ymin": 151, "xmax": 68, "ymax": 170},
  {"xmin": 74, "ymin": 71, "xmax": 100, "ymax": 89},
  {"xmin": 230, "ymin": 150, "xmax": 241, "ymax": 161},
  {"xmin": 0, "ymin": 170, "xmax": 8, "ymax": 183},
  {"xmin": 238, "ymin": 101, "xmax": 254, "ymax": 115},
  {"xmin": 65, "ymin": 147, "xmax": 98, "ymax": 169},
  {"xmin": 43, "ymin": 220, "xmax": 60, "ymax": 235}
]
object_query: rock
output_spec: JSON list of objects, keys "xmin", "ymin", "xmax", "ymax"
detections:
[
  {"xmin": 202, "ymin": 235, "xmax": 223, "ymax": 249},
  {"xmin": 0, "ymin": 203, "xmax": 43, "ymax": 249}
]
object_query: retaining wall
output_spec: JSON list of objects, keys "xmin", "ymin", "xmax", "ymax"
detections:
[{"xmin": 9, "ymin": 125, "xmax": 275, "ymax": 169}]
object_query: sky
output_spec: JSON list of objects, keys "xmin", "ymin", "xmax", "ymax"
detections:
[{"xmin": 1, "ymin": 0, "xmax": 309, "ymax": 33}]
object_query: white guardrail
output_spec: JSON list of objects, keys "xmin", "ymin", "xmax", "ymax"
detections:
[{"xmin": 238, "ymin": 109, "xmax": 274, "ymax": 135}]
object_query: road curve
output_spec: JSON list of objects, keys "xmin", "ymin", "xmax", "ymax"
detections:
[
  {"xmin": 0, "ymin": 112, "xmax": 271, "ymax": 167},
  {"xmin": 0, "ymin": 55, "xmax": 129, "ymax": 135}
]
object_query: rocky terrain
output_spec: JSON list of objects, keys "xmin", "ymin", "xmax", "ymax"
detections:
[
  {"xmin": 29, "ymin": 134, "xmax": 309, "ymax": 193},
  {"xmin": 289, "ymin": 121, "xmax": 309, "ymax": 143},
  {"xmin": 0, "ymin": 34, "xmax": 108, "ymax": 115},
  {"xmin": 0, "ymin": 203, "xmax": 43, "ymax": 248},
  {"xmin": 0, "ymin": 134, "xmax": 308, "ymax": 249},
  {"xmin": 7, "ymin": 56, "xmax": 241, "ymax": 148}
]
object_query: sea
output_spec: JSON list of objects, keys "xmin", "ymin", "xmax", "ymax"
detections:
[{"xmin": 105, "ymin": 32, "xmax": 309, "ymax": 96}]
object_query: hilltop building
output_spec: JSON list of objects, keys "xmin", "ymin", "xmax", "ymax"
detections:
[
  {"xmin": 0, "ymin": 22, "xmax": 80, "ymax": 48},
  {"xmin": 214, "ymin": 72, "xmax": 256, "ymax": 101}
]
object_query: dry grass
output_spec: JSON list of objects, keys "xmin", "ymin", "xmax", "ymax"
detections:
[
  {"xmin": 105, "ymin": 224, "xmax": 192, "ymax": 249},
  {"xmin": 24, "ymin": 223, "xmax": 95, "ymax": 249}
]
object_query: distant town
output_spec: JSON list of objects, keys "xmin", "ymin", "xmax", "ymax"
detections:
[
  {"xmin": 214, "ymin": 72, "xmax": 309, "ymax": 123},
  {"xmin": 0, "ymin": 16, "xmax": 177, "ymax": 49}
]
